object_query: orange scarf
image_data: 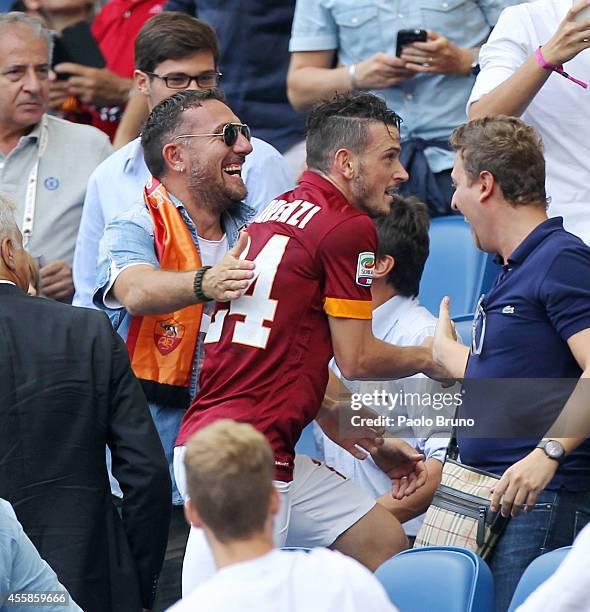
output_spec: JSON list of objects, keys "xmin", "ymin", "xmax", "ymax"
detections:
[{"xmin": 126, "ymin": 177, "xmax": 203, "ymax": 388}]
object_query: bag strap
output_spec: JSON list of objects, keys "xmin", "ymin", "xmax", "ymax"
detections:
[{"xmin": 447, "ymin": 426, "xmax": 460, "ymax": 461}]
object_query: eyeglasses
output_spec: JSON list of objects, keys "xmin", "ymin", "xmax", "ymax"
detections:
[
  {"xmin": 175, "ymin": 123, "xmax": 252, "ymax": 147},
  {"xmin": 471, "ymin": 294, "xmax": 487, "ymax": 356},
  {"xmin": 145, "ymin": 71, "xmax": 222, "ymax": 89}
]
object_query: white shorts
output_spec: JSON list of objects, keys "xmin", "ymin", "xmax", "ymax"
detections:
[{"xmin": 173, "ymin": 448, "xmax": 376, "ymax": 595}]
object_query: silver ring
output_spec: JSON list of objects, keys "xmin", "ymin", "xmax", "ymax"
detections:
[{"xmin": 422, "ymin": 62, "xmax": 430, "ymax": 68}]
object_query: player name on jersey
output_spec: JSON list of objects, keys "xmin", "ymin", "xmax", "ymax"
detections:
[{"xmin": 254, "ymin": 198, "xmax": 322, "ymax": 229}]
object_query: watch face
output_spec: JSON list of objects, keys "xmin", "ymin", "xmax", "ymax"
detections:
[{"xmin": 545, "ymin": 440, "xmax": 564, "ymax": 459}]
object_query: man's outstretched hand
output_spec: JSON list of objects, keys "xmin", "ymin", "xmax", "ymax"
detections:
[
  {"xmin": 430, "ymin": 296, "xmax": 469, "ymax": 379},
  {"xmin": 371, "ymin": 438, "xmax": 428, "ymax": 499}
]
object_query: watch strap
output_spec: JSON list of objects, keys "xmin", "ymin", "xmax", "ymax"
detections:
[{"xmin": 470, "ymin": 46, "xmax": 480, "ymax": 76}]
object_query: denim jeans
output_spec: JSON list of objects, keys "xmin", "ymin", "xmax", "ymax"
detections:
[
  {"xmin": 489, "ymin": 488, "xmax": 590, "ymax": 611},
  {"xmin": 148, "ymin": 403, "xmax": 185, "ymax": 506}
]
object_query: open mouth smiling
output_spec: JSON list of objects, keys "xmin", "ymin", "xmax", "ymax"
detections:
[{"xmin": 223, "ymin": 163, "xmax": 242, "ymax": 176}]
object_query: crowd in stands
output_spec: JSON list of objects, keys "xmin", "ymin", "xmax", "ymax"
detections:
[{"xmin": 1, "ymin": 1, "xmax": 590, "ymax": 611}]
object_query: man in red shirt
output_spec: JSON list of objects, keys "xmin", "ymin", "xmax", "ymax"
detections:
[{"xmin": 175, "ymin": 91, "xmax": 445, "ymax": 593}]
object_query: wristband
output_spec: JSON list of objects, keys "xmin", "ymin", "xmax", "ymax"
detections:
[
  {"xmin": 534, "ymin": 46, "xmax": 557, "ymax": 71},
  {"xmin": 348, "ymin": 64, "xmax": 358, "ymax": 91},
  {"xmin": 193, "ymin": 266, "xmax": 213, "ymax": 302},
  {"xmin": 534, "ymin": 46, "xmax": 588, "ymax": 89}
]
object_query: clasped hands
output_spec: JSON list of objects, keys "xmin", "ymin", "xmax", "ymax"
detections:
[{"xmin": 317, "ymin": 398, "xmax": 428, "ymax": 501}]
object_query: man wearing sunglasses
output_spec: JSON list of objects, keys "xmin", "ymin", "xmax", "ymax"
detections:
[
  {"xmin": 73, "ymin": 12, "xmax": 292, "ymax": 310},
  {"xmin": 432, "ymin": 115, "xmax": 590, "ymax": 610},
  {"xmin": 93, "ymin": 88, "xmax": 257, "ymax": 608}
]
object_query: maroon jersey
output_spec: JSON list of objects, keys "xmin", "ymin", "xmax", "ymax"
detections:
[{"xmin": 177, "ymin": 172, "xmax": 377, "ymax": 481}]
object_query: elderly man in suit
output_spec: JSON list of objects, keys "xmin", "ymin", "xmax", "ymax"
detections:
[{"xmin": 0, "ymin": 191, "xmax": 171, "ymax": 612}]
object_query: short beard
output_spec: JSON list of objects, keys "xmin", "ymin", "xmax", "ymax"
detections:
[
  {"xmin": 186, "ymin": 164, "xmax": 247, "ymax": 216},
  {"xmin": 350, "ymin": 162, "xmax": 382, "ymax": 219}
]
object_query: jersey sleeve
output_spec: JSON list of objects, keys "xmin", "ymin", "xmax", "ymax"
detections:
[{"xmin": 317, "ymin": 215, "xmax": 376, "ymax": 320}]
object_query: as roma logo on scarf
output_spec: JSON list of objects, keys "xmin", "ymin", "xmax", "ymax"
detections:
[{"xmin": 154, "ymin": 318, "xmax": 185, "ymax": 355}]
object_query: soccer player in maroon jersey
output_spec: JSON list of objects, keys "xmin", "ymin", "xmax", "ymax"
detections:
[{"xmin": 175, "ymin": 92, "xmax": 447, "ymax": 593}]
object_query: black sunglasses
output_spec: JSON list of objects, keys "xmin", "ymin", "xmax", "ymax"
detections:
[{"xmin": 174, "ymin": 123, "xmax": 252, "ymax": 147}]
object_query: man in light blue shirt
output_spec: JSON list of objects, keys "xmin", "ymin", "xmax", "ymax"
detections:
[
  {"xmin": 287, "ymin": 0, "xmax": 519, "ymax": 215},
  {"xmin": 0, "ymin": 499, "xmax": 82, "ymax": 612},
  {"xmin": 73, "ymin": 12, "xmax": 293, "ymax": 308}
]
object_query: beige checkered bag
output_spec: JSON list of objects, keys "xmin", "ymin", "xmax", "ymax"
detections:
[{"xmin": 413, "ymin": 459, "xmax": 510, "ymax": 561}]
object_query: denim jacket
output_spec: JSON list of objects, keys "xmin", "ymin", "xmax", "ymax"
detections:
[{"xmin": 94, "ymin": 194, "xmax": 255, "ymax": 401}]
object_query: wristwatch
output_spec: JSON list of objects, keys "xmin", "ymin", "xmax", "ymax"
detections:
[{"xmin": 535, "ymin": 439, "xmax": 566, "ymax": 464}]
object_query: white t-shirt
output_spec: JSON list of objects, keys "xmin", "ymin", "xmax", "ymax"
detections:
[
  {"xmin": 516, "ymin": 522, "xmax": 590, "ymax": 611},
  {"xmin": 316, "ymin": 295, "xmax": 451, "ymax": 536},
  {"xmin": 468, "ymin": 0, "xmax": 590, "ymax": 244},
  {"xmin": 198, "ymin": 234, "xmax": 228, "ymax": 267},
  {"xmin": 167, "ymin": 548, "xmax": 397, "ymax": 612}
]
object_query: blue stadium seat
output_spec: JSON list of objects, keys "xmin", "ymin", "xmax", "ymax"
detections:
[
  {"xmin": 375, "ymin": 546, "xmax": 495, "ymax": 612},
  {"xmin": 294, "ymin": 423, "xmax": 320, "ymax": 460},
  {"xmin": 507, "ymin": 547, "xmax": 571, "ymax": 611},
  {"xmin": 419, "ymin": 216, "xmax": 498, "ymax": 318}
]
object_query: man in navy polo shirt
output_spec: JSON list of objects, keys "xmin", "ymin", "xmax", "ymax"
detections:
[{"xmin": 432, "ymin": 115, "xmax": 590, "ymax": 611}]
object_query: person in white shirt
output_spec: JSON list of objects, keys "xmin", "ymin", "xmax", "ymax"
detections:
[
  {"xmin": 315, "ymin": 197, "xmax": 451, "ymax": 539},
  {"xmin": 167, "ymin": 419, "xmax": 397, "ymax": 612},
  {"xmin": 468, "ymin": 0, "xmax": 590, "ymax": 244},
  {"xmin": 516, "ymin": 521, "xmax": 590, "ymax": 612}
]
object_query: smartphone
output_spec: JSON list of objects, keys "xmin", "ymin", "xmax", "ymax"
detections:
[
  {"xmin": 574, "ymin": 5, "xmax": 590, "ymax": 22},
  {"xmin": 52, "ymin": 20, "xmax": 106, "ymax": 79},
  {"xmin": 396, "ymin": 29, "xmax": 428, "ymax": 57}
]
